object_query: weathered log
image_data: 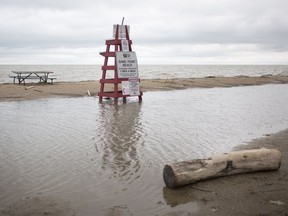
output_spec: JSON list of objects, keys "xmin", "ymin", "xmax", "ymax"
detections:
[{"xmin": 163, "ymin": 148, "xmax": 282, "ymax": 188}]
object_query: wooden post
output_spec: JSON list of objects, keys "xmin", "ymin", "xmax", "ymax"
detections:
[{"xmin": 163, "ymin": 148, "xmax": 282, "ymax": 188}]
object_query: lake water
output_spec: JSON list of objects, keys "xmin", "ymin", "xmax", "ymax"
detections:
[
  {"xmin": 1, "ymin": 84, "xmax": 288, "ymax": 215},
  {"xmin": 1, "ymin": 65, "xmax": 288, "ymax": 83}
]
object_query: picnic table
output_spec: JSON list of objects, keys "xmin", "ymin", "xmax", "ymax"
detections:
[{"xmin": 10, "ymin": 71, "xmax": 56, "ymax": 85}]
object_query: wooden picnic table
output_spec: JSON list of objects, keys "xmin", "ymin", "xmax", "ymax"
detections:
[{"xmin": 10, "ymin": 71, "xmax": 56, "ymax": 85}]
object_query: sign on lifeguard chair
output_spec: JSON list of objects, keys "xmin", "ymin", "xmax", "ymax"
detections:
[{"xmin": 98, "ymin": 19, "xmax": 143, "ymax": 102}]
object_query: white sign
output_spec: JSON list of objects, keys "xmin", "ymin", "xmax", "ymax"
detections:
[
  {"xmin": 121, "ymin": 81, "xmax": 130, "ymax": 95},
  {"xmin": 121, "ymin": 79, "xmax": 140, "ymax": 96},
  {"xmin": 129, "ymin": 78, "xmax": 140, "ymax": 96},
  {"xmin": 116, "ymin": 52, "xmax": 138, "ymax": 78},
  {"xmin": 121, "ymin": 39, "xmax": 129, "ymax": 52},
  {"xmin": 113, "ymin": 25, "xmax": 130, "ymax": 38}
]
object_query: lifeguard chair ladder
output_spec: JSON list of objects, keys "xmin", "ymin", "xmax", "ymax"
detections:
[{"xmin": 98, "ymin": 24, "xmax": 143, "ymax": 102}]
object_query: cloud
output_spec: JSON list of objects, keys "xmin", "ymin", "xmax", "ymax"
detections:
[
  {"xmin": 0, "ymin": 0, "xmax": 288, "ymax": 64},
  {"xmin": 135, "ymin": 43, "xmax": 288, "ymax": 64},
  {"xmin": 0, "ymin": 46, "xmax": 100, "ymax": 64}
]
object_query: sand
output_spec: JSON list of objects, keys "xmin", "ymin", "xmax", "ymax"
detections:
[
  {"xmin": 0, "ymin": 76, "xmax": 287, "ymax": 215},
  {"xmin": 1, "ymin": 130, "xmax": 287, "ymax": 215},
  {"xmin": 170, "ymin": 129, "xmax": 288, "ymax": 216},
  {"xmin": 1, "ymin": 75, "xmax": 288, "ymax": 101}
]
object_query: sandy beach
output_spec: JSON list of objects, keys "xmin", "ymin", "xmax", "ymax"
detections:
[
  {"xmin": 0, "ymin": 76, "xmax": 287, "ymax": 215},
  {"xmin": 1, "ymin": 75, "xmax": 288, "ymax": 101},
  {"xmin": 1, "ymin": 129, "xmax": 287, "ymax": 216},
  {"xmin": 178, "ymin": 129, "xmax": 288, "ymax": 216}
]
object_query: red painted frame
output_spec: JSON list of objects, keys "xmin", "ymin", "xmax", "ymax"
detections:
[{"xmin": 98, "ymin": 25, "xmax": 143, "ymax": 102}]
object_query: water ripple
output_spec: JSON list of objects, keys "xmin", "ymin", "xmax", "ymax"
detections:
[{"xmin": 1, "ymin": 85, "xmax": 288, "ymax": 215}]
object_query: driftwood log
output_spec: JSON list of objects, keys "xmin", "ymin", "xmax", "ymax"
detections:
[{"xmin": 163, "ymin": 148, "xmax": 282, "ymax": 188}]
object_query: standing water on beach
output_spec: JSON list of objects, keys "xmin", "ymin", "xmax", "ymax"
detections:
[
  {"xmin": 0, "ymin": 65, "xmax": 288, "ymax": 83},
  {"xmin": 1, "ymin": 84, "xmax": 288, "ymax": 215}
]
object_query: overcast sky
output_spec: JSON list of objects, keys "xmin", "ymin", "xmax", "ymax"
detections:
[{"xmin": 0, "ymin": 0, "xmax": 288, "ymax": 64}]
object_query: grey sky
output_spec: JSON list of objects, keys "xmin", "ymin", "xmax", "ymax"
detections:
[{"xmin": 1, "ymin": 0, "xmax": 288, "ymax": 64}]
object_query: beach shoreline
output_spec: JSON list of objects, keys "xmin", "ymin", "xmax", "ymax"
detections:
[
  {"xmin": 0, "ymin": 76, "xmax": 287, "ymax": 215},
  {"xmin": 190, "ymin": 129, "xmax": 288, "ymax": 215},
  {"xmin": 1, "ymin": 129, "xmax": 287, "ymax": 215},
  {"xmin": 1, "ymin": 75, "xmax": 288, "ymax": 101}
]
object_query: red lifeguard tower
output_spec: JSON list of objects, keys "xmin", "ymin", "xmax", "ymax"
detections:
[{"xmin": 98, "ymin": 22, "xmax": 143, "ymax": 102}]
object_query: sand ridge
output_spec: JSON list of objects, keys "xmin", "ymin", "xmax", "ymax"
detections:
[{"xmin": 1, "ymin": 75, "xmax": 288, "ymax": 101}]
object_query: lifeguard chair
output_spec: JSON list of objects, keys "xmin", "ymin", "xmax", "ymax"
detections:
[{"xmin": 98, "ymin": 21, "xmax": 143, "ymax": 102}]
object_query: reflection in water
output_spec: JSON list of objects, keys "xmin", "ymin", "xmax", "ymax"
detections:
[
  {"xmin": 162, "ymin": 186, "xmax": 197, "ymax": 207},
  {"xmin": 98, "ymin": 101, "xmax": 143, "ymax": 182},
  {"xmin": 1, "ymin": 85, "xmax": 288, "ymax": 215}
]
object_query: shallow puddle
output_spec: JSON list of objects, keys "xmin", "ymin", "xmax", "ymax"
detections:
[{"xmin": 1, "ymin": 84, "xmax": 288, "ymax": 215}]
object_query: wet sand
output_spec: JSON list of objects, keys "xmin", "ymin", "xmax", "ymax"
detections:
[
  {"xmin": 1, "ymin": 130, "xmax": 287, "ymax": 216},
  {"xmin": 1, "ymin": 76, "xmax": 288, "ymax": 215},
  {"xmin": 165, "ymin": 129, "xmax": 288, "ymax": 216},
  {"xmin": 0, "ymin": 75, "xmax": 288, "ymax": 101}
]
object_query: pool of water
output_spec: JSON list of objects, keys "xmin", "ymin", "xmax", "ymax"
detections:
[{"xmin": 1, "ymin": 84, "xmax": 288, "ymax": 215}]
